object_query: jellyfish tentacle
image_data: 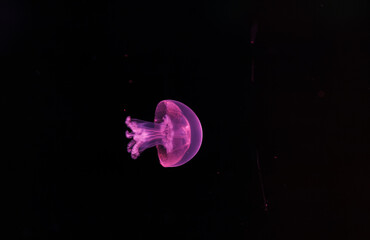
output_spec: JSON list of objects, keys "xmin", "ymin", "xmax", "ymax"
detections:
[
  {"xmin": 125, "ymin": 116, "xmax": 165, "ymax": 159},
  {"xmin": 127, "ymin": 139, "xmax": 135, "ymax": 153},
  {"xmin": 125, "ymin": 116, "xmax": 131, "ymax": 125},
  {"xmin": 126, "ymin": 130, "xmax": 134, "ymax": 139},
  {"xmin": 131, "ymin": 142, "xmax": 140, "ymax": 159}
]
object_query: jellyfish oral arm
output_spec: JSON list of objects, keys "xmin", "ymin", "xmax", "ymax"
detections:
[{"xmin": 125, "ymin": 116, "xmax": 172, "ymax": 159}]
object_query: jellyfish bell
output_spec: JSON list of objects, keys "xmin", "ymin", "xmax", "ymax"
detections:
[{"xmin": 125, "ymin": 100, "xmax": 203, "ymax": 167}]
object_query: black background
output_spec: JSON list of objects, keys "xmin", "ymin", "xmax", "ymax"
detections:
[{"xmin": 2, "ymin": 0, "xmax": 369, "ymax": 239}]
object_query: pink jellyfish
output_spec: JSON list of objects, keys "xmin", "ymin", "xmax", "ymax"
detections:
[{"xmin": 125, "ymin": 100, "xmax": 203, "ymax": 167}]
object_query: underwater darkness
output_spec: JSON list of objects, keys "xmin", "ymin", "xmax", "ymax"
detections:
[{"xmin": 2, "ymin": 0, "xmax": 369, "ymax": 239}]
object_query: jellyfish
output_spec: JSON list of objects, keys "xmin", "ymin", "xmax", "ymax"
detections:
[{"xmin": 125, "ymin": 100, "xmax": 203, "ymax": 167}]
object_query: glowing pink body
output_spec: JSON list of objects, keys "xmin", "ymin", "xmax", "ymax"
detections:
[{"xmin": 125, "ymin": 100, "xmax": 203, "ymax": 167}]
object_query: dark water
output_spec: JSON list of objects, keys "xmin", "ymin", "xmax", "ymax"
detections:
[{"xmin": 2, "ymin": 0, "xmax": 368, "ymax": 239}]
